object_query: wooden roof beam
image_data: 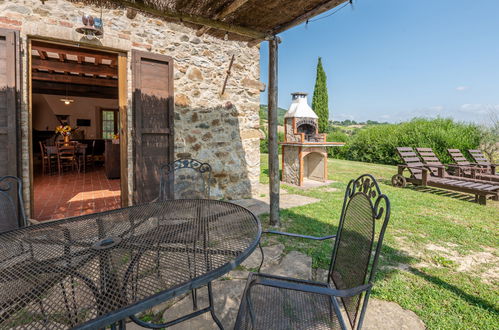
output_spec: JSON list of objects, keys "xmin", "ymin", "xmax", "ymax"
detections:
[
  {"xmin": 32, "ymin": 81, "xmax": 118, "ymax": 99},
  {"xmin": 196, "ymin": 0, "xmax": 251, "ymax": 37},
  {"xmin": 32, "ymin": 71, "xmax": 118, "ymax": 87},
  {"xmin": 114, "ymin": 0, "xmax": 269, "ymax": 40},
  {"xmin": 32, "ymin": 58, "xmax": 117, "ymax": 76},
  {"xmin": 272, "ymin": 0, "xmax": 347, "ymax": 35},
  {"xmin": 32, "ymin": 42, "xmax": 117, "ymax": 62}
]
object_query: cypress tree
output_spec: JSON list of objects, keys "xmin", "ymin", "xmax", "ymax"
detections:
[{"xmin": 312, "ymin": 57, "xmax": 329, "ymax": 133}]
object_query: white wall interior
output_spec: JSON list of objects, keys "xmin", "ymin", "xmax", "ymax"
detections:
[{"xmin": 32, "ymin": 94, "xmax": 118, "ymax": 139}]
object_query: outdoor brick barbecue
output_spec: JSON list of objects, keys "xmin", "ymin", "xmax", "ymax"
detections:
[{"xmin": 281, "ymin": 92, "xmax": 343, "ymax": 186}]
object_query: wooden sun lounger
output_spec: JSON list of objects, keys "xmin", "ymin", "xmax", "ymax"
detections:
[
  {"xmin": 447, "ymin": 149, "xmax": 499, "ymax": 182},
  {"xmin": 468, "ymin": 150, "xmax": 498, "ymax": 175},
  {"xmin": 416, "ymin": 147, "xmax": 497, "ymax": 183},
  {"xmin": 392, "ymin": 147, "xmax": 499, "ymax": 205}
]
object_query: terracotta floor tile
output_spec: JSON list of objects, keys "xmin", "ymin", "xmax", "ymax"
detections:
[{"xmin": 33, "ymin": 167, "xmax": 121, "ymax": 221}]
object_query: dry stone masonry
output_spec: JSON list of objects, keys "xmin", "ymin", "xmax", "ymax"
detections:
[{"xmin": 1, "ymin": 0, "xmax": 262, "ymax": 209}]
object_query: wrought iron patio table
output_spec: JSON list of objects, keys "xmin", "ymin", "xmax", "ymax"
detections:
[{"xmin": 0, "ymin": 199, "xmax": 261, "ymax": 329}]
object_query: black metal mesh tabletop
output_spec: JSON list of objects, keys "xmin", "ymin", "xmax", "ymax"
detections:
[{"xmin": 0, "ymin": 200, "xmax": 261, "ymax": 329}]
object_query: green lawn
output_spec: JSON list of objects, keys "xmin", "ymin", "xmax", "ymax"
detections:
[{"xmin": 259, "ymin": 155, "xmax": 498, "ymax": 329}]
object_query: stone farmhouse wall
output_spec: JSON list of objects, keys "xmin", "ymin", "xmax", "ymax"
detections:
[{"xmin": 0, "ymin": 0, "xmax": 262, "ymax": 209}]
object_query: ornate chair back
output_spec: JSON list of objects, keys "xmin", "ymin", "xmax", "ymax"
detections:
[
  {"xmin": 328, "ymin": 174, "xmax": 390, "ymax": 329},
  {"xmin": 0, "ymin": 176, "xmax": 26, "ymax": 233},
  {"xmin": 159, "ymin": 159, "xmax": 212, "ymax": 201}
]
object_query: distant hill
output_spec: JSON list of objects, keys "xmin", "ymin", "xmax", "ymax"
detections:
[{"xmin": 259, "ymin": 105, "xmax": 287, "ymax": 126}]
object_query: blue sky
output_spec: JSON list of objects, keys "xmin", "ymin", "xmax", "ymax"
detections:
[{"xmin": 259, "ymin": 0, "xmax": 499, "ymax": 124}]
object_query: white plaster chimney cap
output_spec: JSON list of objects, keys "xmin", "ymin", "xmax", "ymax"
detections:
[{"xmin": 284, "ymin": 92, "xmax": 318, "ymax": 119}]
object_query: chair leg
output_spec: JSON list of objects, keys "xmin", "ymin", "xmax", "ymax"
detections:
[
  {"xmin": 207, "ymin": 282, "xmax": 223, "ymax": 329},
  {"xmin": 257, "ymin": 242, "xmax": 265, "ymax": 273},
  {"xmin": 191, "ymin": 288, "xmax": 198, "ymax": 310},
  {"xmin": 476, "ymin": 195, "xmax": 487, "ymax": 205}
]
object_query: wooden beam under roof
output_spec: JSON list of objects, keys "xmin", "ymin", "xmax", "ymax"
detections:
[
  {"xmin": 31, "ymin": 41, "xmax": 116, "ymax": 61},
  {"xmin": 32, "ymin": 58, "xmax": 117, "ymax": 77},
  {"xmin": 114, "ymin": 0, "xmax": 269, "ymax": 40},
  {"xmin": 272, "ymin": 0, "xmax": 347, "ymax": 35},
  {"xmin": 32, "ymin": 81, "xmax": 118, "ymax": 99},
  {"xmin": 196, "ymin": 0, "xmax": 251, "ymax": 37},
  {"xmin": 32, "ymin": 71, "xmax": 118, "ymax": 87}
]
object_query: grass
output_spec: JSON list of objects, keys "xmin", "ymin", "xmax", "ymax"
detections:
[{"xmin": 259, "ymin": 155, "xmax": 498, "ymax": 329}]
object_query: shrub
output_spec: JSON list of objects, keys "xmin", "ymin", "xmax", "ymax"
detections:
[
  {"xmin": 260, "ymin": 130, "xmax": 284, "ymax": 154},
  {"xmin": 340, "ymin": 118, "xmax": 481, "ymax": 165},
  {"xmin": 326, "ymin": 131, "xmax": 349, "ymax": 159}
]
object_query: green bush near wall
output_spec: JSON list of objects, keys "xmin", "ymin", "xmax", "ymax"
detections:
[
  {"xmin": 260, "ymin": 130, "xmax": 284, "ymax": 154},
  {"xmin": 330, "ymin": 118, "xmax": 481, "ymax": 165}
]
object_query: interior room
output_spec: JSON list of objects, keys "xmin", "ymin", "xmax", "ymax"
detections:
[{"xmin": 31, "ymin": 41, "xmax": 121, "ymax": 221}]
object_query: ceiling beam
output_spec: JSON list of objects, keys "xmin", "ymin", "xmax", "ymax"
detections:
[
  {"xmin": 32, "ymin": 81, "xmax": 118, "ymax": 99},
  {"xmin": 31, "ymin": 41, "xmax": 117, "ymax": 62},
  {"xmin": 32, "ymin": 71, "xmax": 118, "ymax": 87},
  {"xmin": 271, "ymin": 0, "xmax": 347, "ymax": 35},
  {"xmin": 32, "ymin": 58, "xmax": 117, "ymax": 76},
  {"xmin": 196, "ymin": 0, "xmax": 251, "ymax": 37},
  {"xmin": 113, "ymin": 0, "xmax": 269, "ymax": 40}
]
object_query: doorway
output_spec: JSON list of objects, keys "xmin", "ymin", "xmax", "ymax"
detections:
[{"xmin": 29, "ymin": 40, "xmax": 125, "ymax": 221}]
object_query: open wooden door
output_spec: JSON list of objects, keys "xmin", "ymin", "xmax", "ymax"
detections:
[
  {"xmin": 132, "ymin": 51, "xmax": 174, "ymax": 204},
  {"xmin": 0, "ymin": 29, "xmax": 22, "ymax": 231}
]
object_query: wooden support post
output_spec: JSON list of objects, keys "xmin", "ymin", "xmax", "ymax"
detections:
[{"xmin": 268, "ymin": 37, "xmax": 280, "ymax": 226}]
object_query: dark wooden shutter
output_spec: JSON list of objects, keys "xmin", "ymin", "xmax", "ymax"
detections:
[
  {"xmin": 0, "ymin": 29, "xmax": 21, "ymax": 231},
  {"xmin": 132, "ymin": 51, "xmax": 174, "ymax": 204},
  {"xmin": 0, "ymin": 29, "xmax": 19, "ymax": 177}
]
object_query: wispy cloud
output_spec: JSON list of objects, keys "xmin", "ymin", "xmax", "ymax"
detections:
[
  {"xmin": 459, "ymin": 103, "xmax": 499, "ymax": 115},
  {"xmin": 334, "ymin": 113, "xmax": 355, "ymax": 121},
  {"xmin": 455, "ymin": 86, "xmax": 469, "ymax": 91},
  {"xmin": 429, "ymin": 105, "xmax": 444, "ymax": 112},
  {"xmin": 382, "ymin": 104, "xmax": 499, "ymax": 123}
]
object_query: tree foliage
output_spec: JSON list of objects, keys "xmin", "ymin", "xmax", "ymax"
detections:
[
  {"xmin": 312, "ymin": 57, "xmax": 329, "ymax": 133},
  {"xmin": 479, "ymin": 111, "xmax": 499, "ymax": 162},
  {"xmin": 330, "ymin": 118, "xmax": 481, "ymax": 165}
]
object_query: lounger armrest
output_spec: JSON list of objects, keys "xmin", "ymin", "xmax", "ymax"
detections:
[
  {"xmin": 264, "ymin": 230, "xmax": 336, "ymax": 241},
  {"xmin": 424, "ymin": 164, "xmax": 445, "ymax": 169},
  {"xmin": 248, "ymin": 277, "xmax": 373, "ymax": 298},
  {"xmin": 423, "ymin": 164, "xmax": 445, "ymax": 177}
]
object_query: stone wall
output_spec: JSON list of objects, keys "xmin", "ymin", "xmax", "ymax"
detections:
[
  {"xmin": 0, "ymin": 0, "xmax": 262, "ymax": 210},
  {"xmin": 282, "ymin": 146, "xmax": 300, "ymax": 186}
]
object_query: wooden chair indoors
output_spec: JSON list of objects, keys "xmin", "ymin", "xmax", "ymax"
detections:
[
  {"xmin": 39, "ymin": 141, "xmax": 56, "ymax": 175},
  {"xmin": 57, "ymin": 143, "xmax": 79, "ymax": 175},
  {"xmin": 84, "ymin": 140, "xmax": 97, "ymax": 171}
]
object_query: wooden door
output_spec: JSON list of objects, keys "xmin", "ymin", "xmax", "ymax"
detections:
[
  {"xmin": 0, "ymin": 29, "xmax": 21, "ymax": 230},
  {"xmin": 132, "ymin": 51, "xmax": 174, "ymax": 204}
]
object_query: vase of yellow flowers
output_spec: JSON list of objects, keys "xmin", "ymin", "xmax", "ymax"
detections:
[{"xmin": 55, "ymin": 125, "xmax": 75, "ymax": 146}]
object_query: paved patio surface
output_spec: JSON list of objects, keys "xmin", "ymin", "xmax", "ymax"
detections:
[
  {"xmin": 231, "ymin": 183, "xmax": 321, "ymax": 216},
  {"xmin": 127, "ymin": 245, "xmax": 425, "ymax": 330}
]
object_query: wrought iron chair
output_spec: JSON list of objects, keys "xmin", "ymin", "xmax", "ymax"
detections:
[
  {"xmin": 159, "ymin": 158, "xmax": 212, "ymax": 201},
  {"xmin": 129, "ymin": 159, "xmax": 220, "ymax": 328},
  {"xmin": 234, "ymin": 174, "xmax": 391, "ymax": 330},
  {"xmin": 0, "ymin": 176, "xmax": 27, "ymax": 233}
]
